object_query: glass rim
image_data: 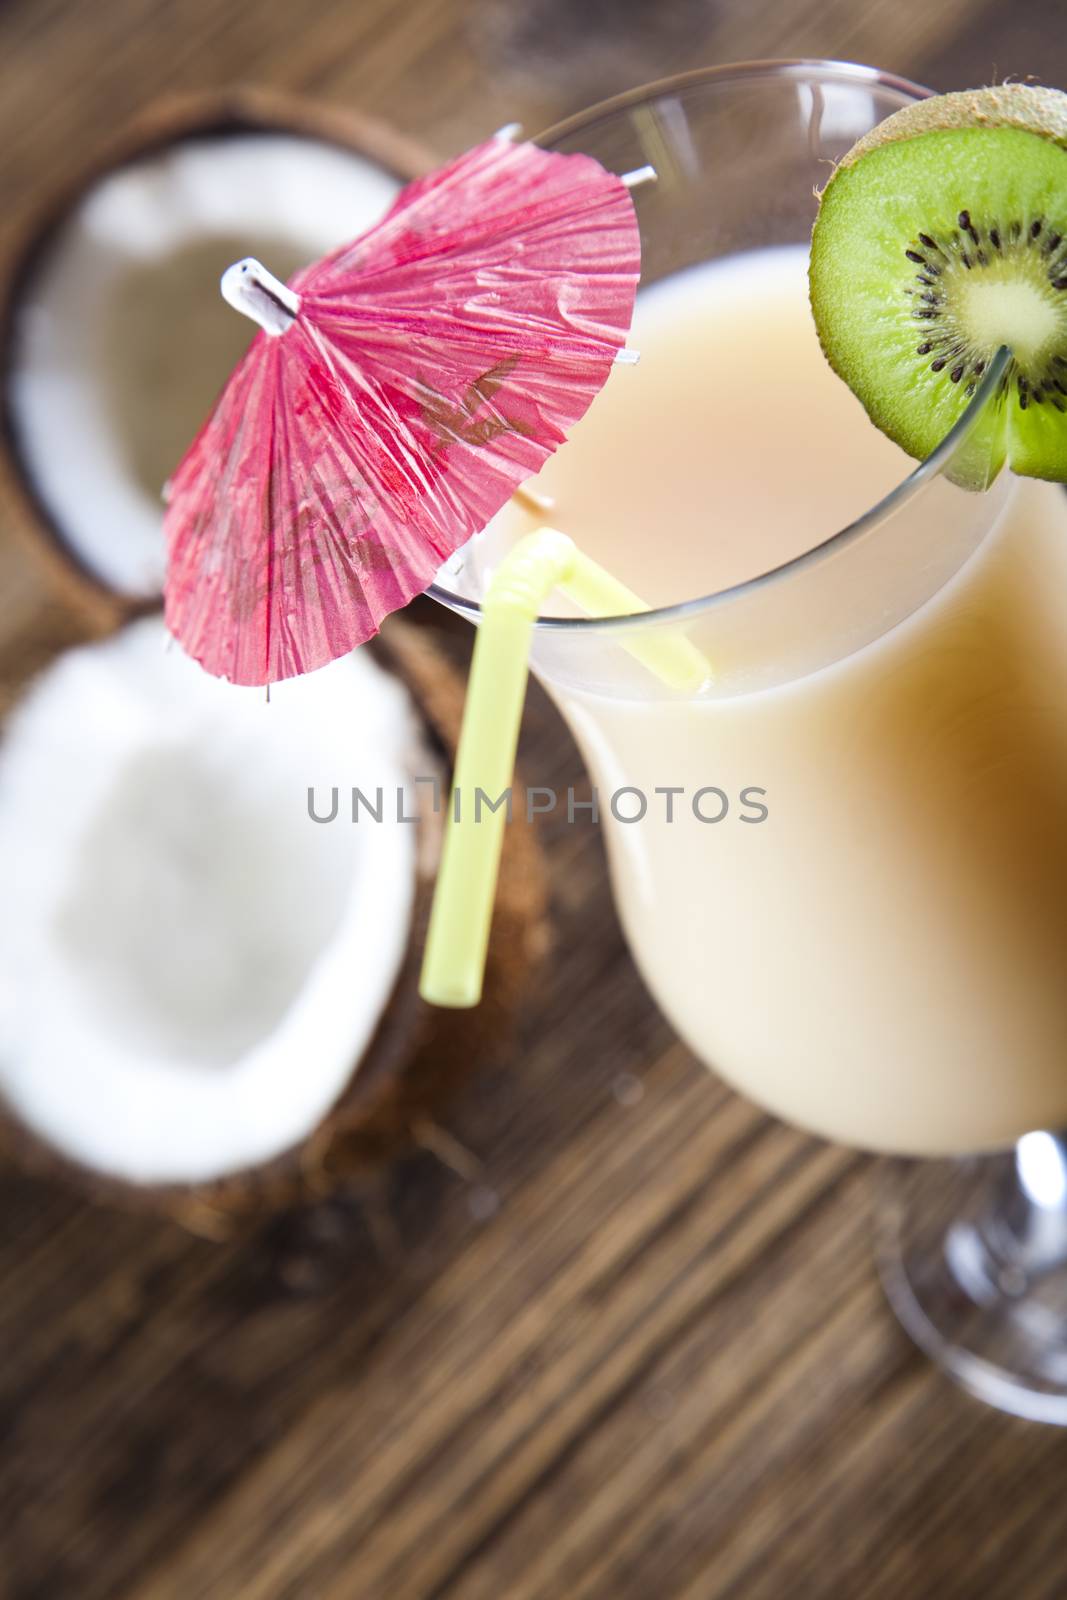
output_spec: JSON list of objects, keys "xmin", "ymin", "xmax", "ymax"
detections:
[{"xmin": 428, "ymin": 58, "xmax": 1009, "ymax": 635}]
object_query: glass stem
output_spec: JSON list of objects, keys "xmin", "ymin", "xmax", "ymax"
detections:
[
  {"xmin": 878, "ymin": 1131, "xmax": 1067, "ymax": 1422},
  {"xmin": 991, "ymin": 1132, "xmax": 1067, "ymax": 1277}
]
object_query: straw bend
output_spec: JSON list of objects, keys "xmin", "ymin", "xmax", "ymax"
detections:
[{"xmin": 485, "ymin": 528, "xmax": 577, "ymax": 616}]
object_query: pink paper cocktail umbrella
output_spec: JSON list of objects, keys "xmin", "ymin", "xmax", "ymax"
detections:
[{"xmin": 163, "ymin": 133, "xmax": 642, "ymax": 686}]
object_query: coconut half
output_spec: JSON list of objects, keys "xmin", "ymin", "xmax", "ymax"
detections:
[
  {"xmin": 0, "ymin": 92, "xmax": 430, "ymax": 612},
  {"xmin": 0, "ymin": 613, "xmax": 548, "ymax": 1217},
  {"xmin": 0, "ymin": 614, "xmax": 434, "ymax": 1187}
]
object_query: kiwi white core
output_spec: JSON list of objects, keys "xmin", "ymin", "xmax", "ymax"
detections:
[
  {"xmin": 961, "ymin": 274, "xmax": 1064, "ymax": 367},
  {"xmin": 0, "ymin": 618, "xmax": 422, "ymax": 1185},
  {"xmin": 8, "ymin": 135, "xmax": 401, "ymax": 599}
]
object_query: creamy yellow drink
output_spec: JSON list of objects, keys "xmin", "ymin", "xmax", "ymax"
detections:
[{"xmin": 482, "ymin": 246, "xmax": 1067, "ymax": 1154}]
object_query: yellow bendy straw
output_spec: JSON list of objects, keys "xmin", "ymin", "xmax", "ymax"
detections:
[{"xmin": 419, "ymin": 528, "xmax": 711, "ymax": 1008}]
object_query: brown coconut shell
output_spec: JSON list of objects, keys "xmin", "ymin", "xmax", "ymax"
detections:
[
  {"xmin": 0, "ymin": 608, "xmax": 548, "ymax": 1231},
  {"xmin": 0, "ymin": 85, "xmax": 436, "ymax": 630}
]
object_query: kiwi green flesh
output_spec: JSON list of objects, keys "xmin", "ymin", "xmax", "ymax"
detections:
[{"xmin": 810, "ymin": 125, "xmax": 1067, "ymax": 484}]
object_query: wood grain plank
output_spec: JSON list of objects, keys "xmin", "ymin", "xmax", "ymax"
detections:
[{"xmin": 135, "ymin": 1121, "xmax": 857, "ymax": 1599}]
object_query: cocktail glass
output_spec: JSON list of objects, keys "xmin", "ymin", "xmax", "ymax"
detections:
[{"xmin": 431, "ymin": 60, "xmax": 1067, "ymax": 1422}]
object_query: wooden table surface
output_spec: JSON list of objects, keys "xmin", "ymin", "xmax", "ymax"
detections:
[{"xmin": 3, "ymin": 2, "xmax": 1067, "ymax": 1597}]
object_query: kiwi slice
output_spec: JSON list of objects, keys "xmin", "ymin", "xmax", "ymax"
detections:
[{"xmin": 810, "ymin": 85, "xmax": 1067, "ymax": 483}]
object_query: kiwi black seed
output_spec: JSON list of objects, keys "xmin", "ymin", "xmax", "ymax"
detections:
[{"xmin": 809, "ymin": 84, "xmax": 1067, "ymax": 483}]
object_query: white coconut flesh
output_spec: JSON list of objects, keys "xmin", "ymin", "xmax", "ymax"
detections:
[
  {"xmin": 8, "ymin": 134, "xmax": 402, "ymax": 598},
  {"xmin": 0, "ymin": 617, "xmax": 426, "ymax": 1185}
]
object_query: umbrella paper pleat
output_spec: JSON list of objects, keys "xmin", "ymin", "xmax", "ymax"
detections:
[{"xmin": 165, "ymin": 137, "xmax": 641, "ymax": 685}]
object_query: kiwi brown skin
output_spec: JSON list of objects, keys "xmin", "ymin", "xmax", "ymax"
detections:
[{"xmin": 835, "ymin": 84, "xmax": 1067, "ymax": 172}]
